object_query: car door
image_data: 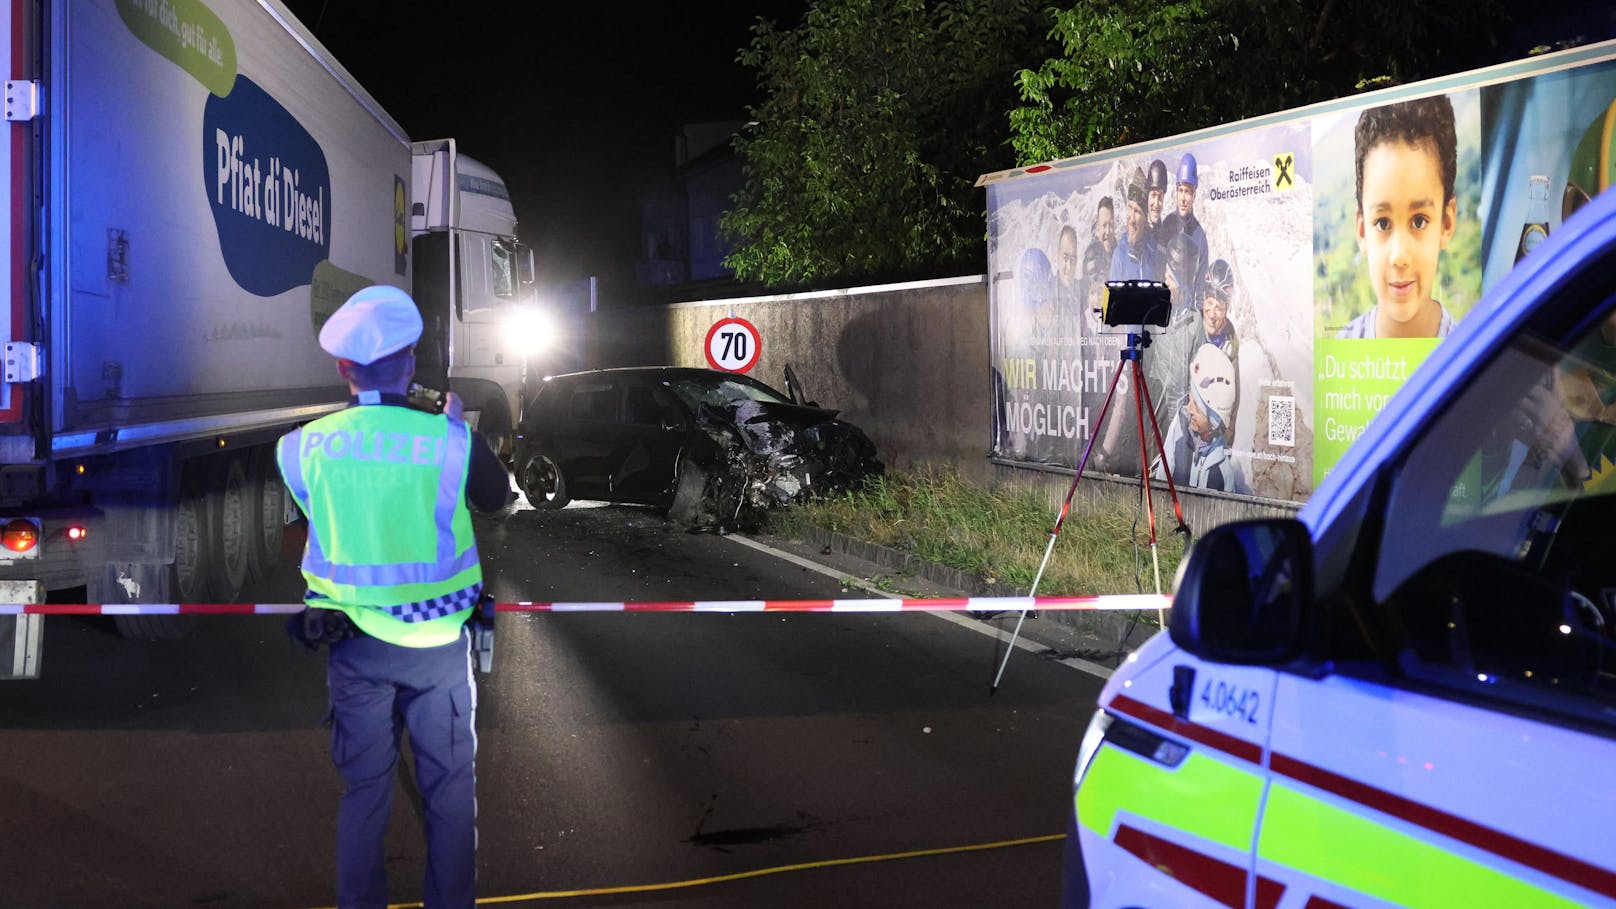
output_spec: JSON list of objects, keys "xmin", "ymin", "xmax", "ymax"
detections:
[
  {"xmin": 608, "ymin": 377, "xmax": 686, "ymax": 504},
  {"xmin": 1256, "ymin": 250, "xmax": 1616, "ymax": 907},
  {"xmin": 549, "ymin": 378, "xmax": 622, "ymax": 500}
]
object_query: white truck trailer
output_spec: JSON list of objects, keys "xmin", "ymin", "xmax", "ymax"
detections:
[{"xmin": 0, "ymin": 0, "xmax": 534, "ymax": 667}]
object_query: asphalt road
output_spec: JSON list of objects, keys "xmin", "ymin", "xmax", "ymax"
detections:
[{"xmin": 0, "ymin": 499, "xmax": 1107, "ymax": 908}]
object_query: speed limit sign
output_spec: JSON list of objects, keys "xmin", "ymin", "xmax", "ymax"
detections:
[{"xmin": 704, "ymin": 317, "xmax": 761, "ymax": 373}]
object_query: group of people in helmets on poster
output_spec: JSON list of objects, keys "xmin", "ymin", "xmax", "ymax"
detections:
[{"xmin": 1023, "ymin": 151, "xmax": 1250, "ymax": 495}]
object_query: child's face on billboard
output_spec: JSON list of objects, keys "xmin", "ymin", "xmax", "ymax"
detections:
[{"xmin": 1355, "ymin": 140, "xmax": 1457, "ymax": 333}]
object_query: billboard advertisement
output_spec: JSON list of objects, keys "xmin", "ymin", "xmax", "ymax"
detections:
[{"xmin": 983, "ymin": 42, "xmax": 1616, "ymax": 504}]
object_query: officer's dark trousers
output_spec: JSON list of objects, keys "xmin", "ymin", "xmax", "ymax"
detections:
[{"xmin": 327, "ymin": 628, "xmax": 477, "ymax": 909}]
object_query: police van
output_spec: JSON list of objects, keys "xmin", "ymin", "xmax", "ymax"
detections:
[{"xmin": 1062, "ymin": 180, "xmax": 1616, "ymax": 904}]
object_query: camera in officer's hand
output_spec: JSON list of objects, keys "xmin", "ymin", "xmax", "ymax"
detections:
[
  {"xmin": 407, "ymin": 382, "xmax": 447, "ymax": 414},
  {"xmin": 1099, "ymin": 280, "xmax": 1172, "ymax": 329}
]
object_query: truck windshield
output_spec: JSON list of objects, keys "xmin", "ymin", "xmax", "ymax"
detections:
[{"xmin": 492, "ymin": 238, "xmax": 516, "ymax": 299}]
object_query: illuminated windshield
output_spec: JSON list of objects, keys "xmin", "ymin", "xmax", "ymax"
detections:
[{"xmin": 667, "ymin": 375, "xmax": 790, "ymax": 410}]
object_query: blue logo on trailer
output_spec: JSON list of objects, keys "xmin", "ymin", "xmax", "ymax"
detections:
[{"xmin": 202, "ymin": 75, "xmax": 332, "ymax": 296}]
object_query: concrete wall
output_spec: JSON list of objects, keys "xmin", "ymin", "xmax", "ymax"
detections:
[
  {"xmin": 578, "ymin": 275, "xmax": 1300, "ymax": 526},
  {"xmin": 583, "ymin": 276, "xmax": 998, "ymax": 485}
]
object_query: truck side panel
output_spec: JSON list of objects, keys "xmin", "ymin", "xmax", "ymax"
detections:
[{"xmin": 49, "ymin": 0, "xmax": 411, "ymax": 453}]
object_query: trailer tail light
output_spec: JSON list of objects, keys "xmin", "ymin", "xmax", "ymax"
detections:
[
  {"xmin": 1, "ymin": 518, "xmax": 40, "ymax": 553},
  {"xmin": 66, "ymin": 525, "xmax": 87, "ymax": 541}
]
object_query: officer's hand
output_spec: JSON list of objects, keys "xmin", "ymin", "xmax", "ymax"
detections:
[{"xmin": 443, "ymin": 391, "xmax": 465, "ymax": 422}]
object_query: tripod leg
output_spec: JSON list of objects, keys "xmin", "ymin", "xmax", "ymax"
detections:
[
  {"xmin": 990, "ymin": 357, "xmax": 1130, "ymax": 694},
  {"xmin": 1131, "ymin": 358, "xmax": 1164, "ymax": 606},
  {"xmin": 1134, "ymin": 356, "xmax": 1189, "ymax": 536},
  {"xmin": 1132, "ymin": 357, "xmax": 1180, "ymax": 629}
]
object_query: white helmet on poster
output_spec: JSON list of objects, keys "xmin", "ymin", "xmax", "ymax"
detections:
[{"xmin": 1189, "ymin": 343, "xmax": 1236, "ymax": 432}]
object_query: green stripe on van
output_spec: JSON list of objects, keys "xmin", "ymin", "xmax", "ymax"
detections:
[
  {"xmin": 1259, "ymin": 783, "xmax": 1583, "ymax": 909},
  {"xmin": 1077, "ymin": 745, "xmax": 1262, "ymax": 850}
]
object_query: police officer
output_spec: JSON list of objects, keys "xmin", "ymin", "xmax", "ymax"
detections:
[{"xmin": 278, "ymin": 285, "xmax": 513, "ymax": 909}]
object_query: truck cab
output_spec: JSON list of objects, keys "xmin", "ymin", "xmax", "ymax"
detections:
[{"xmin": 410, "ymin": 138, "xmax": 539, "ymax": 462}]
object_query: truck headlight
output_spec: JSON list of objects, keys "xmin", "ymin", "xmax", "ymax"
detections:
[{"xmin": 503, "ymin": 307, "xmax": 554, "ymax": 356}]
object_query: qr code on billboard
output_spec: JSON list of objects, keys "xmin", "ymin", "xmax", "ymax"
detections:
[{"xmin": 1268, "ymin": 395, "xmax": 1296, "ymax": 447}]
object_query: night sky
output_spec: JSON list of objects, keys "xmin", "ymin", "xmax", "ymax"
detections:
[{"xmin": 276, "ymin": 1, "xmax": 805, "ymax": 298}]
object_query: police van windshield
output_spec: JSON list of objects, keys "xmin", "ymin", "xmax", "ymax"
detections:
[{"xmin": 1374, "ymin": 277, "xmax": 1616, "ymax": 725}]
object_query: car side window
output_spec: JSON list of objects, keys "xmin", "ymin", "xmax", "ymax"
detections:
[
  {"xmin": 623, "ymin": 385, "xmax": 663, "ymax": 425},
  {"xmin": 1372, "ymin": 280, "xmax": 1616, "ymax": 727},
  {"xmin": 569, "ymin": 382, "xmax": 618, "ymax": 422}
]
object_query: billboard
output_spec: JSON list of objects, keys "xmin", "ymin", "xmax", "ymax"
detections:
[{"xmin": 982, "ymin": 42, "xmax": 1616, "ymax": 504}]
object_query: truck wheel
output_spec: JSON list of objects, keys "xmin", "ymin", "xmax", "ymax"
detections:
[
  {"xmin": 519, "ymin": 453, "xmax": 570, "ymax": 509},
  {"xmin": 477, "ymin": 401, "xmax": 514, "ymax": 464},
  {"xmin": 207, "ymin": 455, "xmax": 249, "ymax": 602},
  {"xmin": 108, "ymin": 563, "xmax": 196, "ymax": 640},
  {"xmin": 170, "ymin": 468, "xmax": 214, "ymax": 603},
  {"xmin": 245, "ymin": 447, "xmax": 285, "ymax": 582}
]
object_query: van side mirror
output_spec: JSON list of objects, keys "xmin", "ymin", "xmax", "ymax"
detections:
[{"xmin": 1170, "ymin": 518, "xmax": 1311, "ymax": 664}]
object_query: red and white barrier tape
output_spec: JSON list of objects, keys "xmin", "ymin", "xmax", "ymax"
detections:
[{"xmin": 0, "ymin": 594, "xmax": 1170, "ymax": 616}]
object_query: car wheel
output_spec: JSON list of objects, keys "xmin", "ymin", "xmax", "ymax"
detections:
[
  {"xmin": 520, "ymin": 453, "xmax": 570, "ymax": 509},
  {"xmin": 668, "ymin": 458, "xmax": 712, "ymax": 529}
]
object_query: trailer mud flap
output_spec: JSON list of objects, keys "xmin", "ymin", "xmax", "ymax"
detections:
[{"xmin": 1, "ymin": 581, "xmax": 44, "ymax": 679}]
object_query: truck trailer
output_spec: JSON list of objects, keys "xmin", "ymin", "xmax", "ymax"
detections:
[{"xmin": 0, "ymin": 0, "xmax": 535, "ymax": 668}]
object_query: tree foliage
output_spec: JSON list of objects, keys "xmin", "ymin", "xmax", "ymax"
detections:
[
  {"xmin": 1011, "ymin": 0, "xmax": 1510, "ymax": 164},
  {"xmin": 724, "ymin": 0, "xmax": 1516, "ymax": 290},
  {"xmin": 722, "ymin": 0, "xmax": 1047, "ymax": 288}
]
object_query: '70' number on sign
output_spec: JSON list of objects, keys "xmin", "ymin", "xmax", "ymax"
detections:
[
  {"xmin": 705, "ymin": 317, "xmax": 760, "ymax": 372},
  {"xmin": 718, "ymin": 331, "xmax": 748, "ymax": 362}
]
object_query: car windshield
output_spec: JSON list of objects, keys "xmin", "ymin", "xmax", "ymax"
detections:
[{"xmin": 666, "ymin": 375, "xmax": 790, "ymax": 410}]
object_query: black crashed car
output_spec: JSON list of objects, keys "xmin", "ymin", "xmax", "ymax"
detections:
[{"xmin": 513, "ymin": 366, "xmax": 883, "ymax": 530}]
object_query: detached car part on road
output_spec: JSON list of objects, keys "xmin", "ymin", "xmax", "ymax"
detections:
[
  {"xmin": 514, "ymin": 367, "xmax": 883, "ymax": 531},
  {"xmin": 1061, "ymin": 170, "xmax": 1616, "ymax": 903}
]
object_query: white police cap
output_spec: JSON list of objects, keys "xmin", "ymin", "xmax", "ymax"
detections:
[{"xmin": 318, "ymin": 285, "xmax": 423, "ymax": 364}]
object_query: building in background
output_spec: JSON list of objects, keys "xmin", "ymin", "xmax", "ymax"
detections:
[{"xmin": 637, "ymin": 121, "xmax": 759, "ymax": 303}]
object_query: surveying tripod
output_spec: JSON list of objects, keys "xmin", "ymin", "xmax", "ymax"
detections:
[{"xmin": 991, "ymin": 328, "xmax": 1191, "ymax": 692}]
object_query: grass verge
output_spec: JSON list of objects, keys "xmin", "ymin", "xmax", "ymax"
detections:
[{"xmin": 769, "ymin": 465, "xmax": 1186, "ymax": 597}]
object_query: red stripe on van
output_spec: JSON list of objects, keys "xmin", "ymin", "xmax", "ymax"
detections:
[
  {"xmin": 1272, "ymin": 752, "xmax": 1616, "ymax": 903},
  {"xmin": 1114, "ymin": 824, "xmax": 1286, "ymax": 908},
  {"xmin": 1108, "ymin": 693, "xmax": 1616, "ymax": 901},
  {"xmin": 1115, "ymin": 823, "xmax": 1246, "ymax": 907},
  {"xmin": 1108, "ymin": 693, "xmax": 1264, "ymax": 765}
]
